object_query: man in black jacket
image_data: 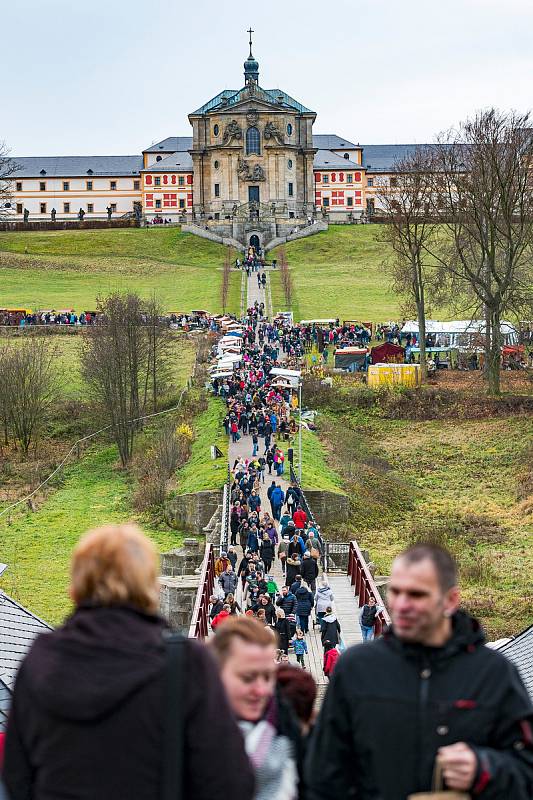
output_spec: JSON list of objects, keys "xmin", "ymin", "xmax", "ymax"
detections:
[
  {"xmin": 3, "ymin": 524, "xmax": 255, "ymax": 800},
  {"xmin": 306, "ymin": 543, "xmax": 533, "ymax": 799},
  {"xmin": 276, "ymin": 585, "xmax": 297, "ymax": 617}
]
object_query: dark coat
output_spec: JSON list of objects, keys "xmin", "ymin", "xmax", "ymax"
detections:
[
  {"xmin": 276, "ymin": 592, "xmax": 297, "ymax": 617},
  {"xmin": 260, "ymin": 539, "xmax": 275, "ymax": 563},
  {"xmin": 295, "ymin": 586, "xmax": 314, "ymax": 617},
  {"xmin": 301, "ymin": 557, "xmax": 319, "ymax": 584},
  {"xmin": 3, "ymin": 605, "xmax": 254, "ymax": 800},
  {"xmin": 320, "ymin": 614, "xmax": 341, "ymax": 650},
  {"xmin": 306, "ymin": 611, "xmax": 533, "ymax": 800},
  {"xmin": 253, "ymin": 601, "xmax": 276, "ymax": 626},
  {"xmin": 275, "ymin": 618, "xmax": 291, "ymax": 651}
]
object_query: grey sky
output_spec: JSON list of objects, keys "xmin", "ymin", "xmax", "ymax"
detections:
[{"xmin": 4, "ymin": 0, "xmax": 532, "ymax": 156}]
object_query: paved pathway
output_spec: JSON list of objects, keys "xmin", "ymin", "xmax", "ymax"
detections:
[{"xmin": 226, "ymin": 269, "xmax": 362, "ymax": 694}]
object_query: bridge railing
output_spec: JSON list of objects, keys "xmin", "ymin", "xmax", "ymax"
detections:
[
  {"xmin": 348, "ymin": 540, "xmax": 391, "ymax": 636},
  {"xmin": 220, "ymin": 464, "xmax": 231, "ymax": 555},
  {"xmin": 289, "ymin": 463, "xmax": 328, "ymax": 569},
  {"xmin": 188, "ymin": 543, "xmax": 215, "ymax": 640}
]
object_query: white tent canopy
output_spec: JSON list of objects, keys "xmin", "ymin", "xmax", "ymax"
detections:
[{"xmin": 401, "ymin": 319, "xmax": 518, "ymax": 345}]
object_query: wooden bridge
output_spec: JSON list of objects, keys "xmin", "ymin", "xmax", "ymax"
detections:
[{"xmin": 188, "ymin": 269, "xmax": 390, "ymax": 693}]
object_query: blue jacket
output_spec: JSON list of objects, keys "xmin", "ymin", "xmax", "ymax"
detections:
[
  {"xmin": 292, "ymin": 637, "xmax": 308, "ymax": 656},
  {"xmin": 295, "ymin": 586, "xmax": 314, "ymax": 616},
  {"xmin": 270, "ymin": 487, "xmax": 285, "ymax": 507},
  {"xmin": 246, "ymin": 531, "xmax": 259, "ymax": 552}
]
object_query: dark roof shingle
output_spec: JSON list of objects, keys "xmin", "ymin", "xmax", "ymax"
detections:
[
  {"xmin": 498, "ymin": 625, "xmax": 533, "ymax": 702},
  {"xmin": 313, "ymin": 149, "xmax": 360, "ymax": 169},
  {"xmin": 0, "ymin": 592, "xmax": 52, "ymax": 691},
  {"xmin": 9, "ymin": 155, "xmax": 143, "ymax": 178},
  {"xmin": 313, "ymin": 134, "xmax": 359, "ymax": 150},
  {"xmin": 143, "ymin": 136, "xmax": 193, "ymax": 153}
]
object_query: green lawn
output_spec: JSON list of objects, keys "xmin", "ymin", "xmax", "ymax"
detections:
[
  {"xmin": 174, "ymin": 396, "xmax": 229, "ymax": 494},
  {"xmin": 270, "ymin": 226, "xmax": 399, "ymax": 322},
  {"xmin": 0, "ymin": 334, "xmax": 199, "ymax": 624},
  {"xmin": 0, "ymin": 227, "xmax": 240, "ymax": 315},
  {"xmin": 315, "ymin": 406, "xmax": 533, "ymax": 638},
  {"xmin": 0, "ymin": 446, "xmax": 182, "ymax": 625}
]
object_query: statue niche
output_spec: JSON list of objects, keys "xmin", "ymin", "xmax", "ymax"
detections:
[
  {"xmin": 222, "ymin": 120, "xmax": 242, "ymax": 146},
  {"xmin": 237, "ymin": 157, "xmax": 266, "ymax": 182},
  {"xmin": 263, "ymin": 121, "xmax": 285, "ymax": 146}
]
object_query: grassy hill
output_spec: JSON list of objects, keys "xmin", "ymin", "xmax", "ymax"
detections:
[
  {"xmin": 0, "ymin": 227, "xmax": 240, "ymax": 314},
  {"xmin": 0, "ymin": 334, "xmax": 198, "ymax": 625},
  {"xmin": 270, "ymin": 225, "xmax": 400, "ymax": 322}
]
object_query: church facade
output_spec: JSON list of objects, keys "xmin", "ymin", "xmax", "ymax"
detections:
[{"xmin": 3, "ymin": 45, "xmax": 419, "ymax": 230}]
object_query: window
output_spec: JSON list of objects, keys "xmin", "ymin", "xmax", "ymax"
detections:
[
  {"xmin": 63, "ymin": 202, "xmax": 70, "ymax": 213},
  {"xmin": 246, "ymin": 126, "xmax": 260, "ymax": 155},
  {"xmin": 322, "ymin": 174, "xmax": 329, "ymax": 184},
  {"xmin": 367, "ymin": 178, "xmax": 374, "ymax": 187},
  {"xmin": 16, "ymin": 203, "xmax": 23, "ymax": 214},
  {"xmin": 178, "ymin": 176, "xmax": 185, "ymax": 186},
  {"xmin": 134, "ymin": 180, "xmax": 140, "ymax": 190},
  {"xmin": 156, "ymin": 155, "xmax": 162, "ymax": 162},
  {"xmin": 110, "ymin": 203, "xmax": 117, "ymax": 212},
  {"xmin": 16, "ymin": 182, "xmax": 22, "ymax": 192},
  {"xmin": 179, "ymin": 198, "xmax": 185, "ymax": 209},
  {"xmin": 214, "ymin": 183, "xmax": 220, "ymax": 197},
  {"xmin": 322, "ymin": 197, "xmax": 330, "ymax": 207},
  {"xmin": 347, "ymin": 197, "xmax": 353, "ymax": 207},
  {"xmin": 213, "ymin": 124, "xmax": 219, "ymax": 137},
  {"xmin": 288, "ymin": 182, "xmax": 294, "ymax": 197},
  {"xmin": 344, "ymin": 152, "xmax": 350, "ymax": 159},
  {"xmin": 288, "ymin": 159, "xmax": 293, "ymax": 169},
  {"xmin": 86, "ymin": 181, "xmax": 93, "ymax": 191},
  {"xmin": 390, "ymin": 177, "xmax": 398, "ymax": 187},
  {"xmin": 87, "ymin": 203, "xmax": 94, "ymax": 213},
  {"xmin": 40, "ymin": 202, "xmax": 47, "ymax": 214},
  {"xmin": 40, "ymin": 182, "xmax": 46, "ymax": 191},
  {"xmin": 214, "ymin": 160, "xmax": 219, "ymax": 169},
  {"xmin": 346, "ymin": 174, "xmax": 353, "ymax": 183},
  {"xmin": 154, "ymin": 177, "xmax": 161, "ymax": 186},
  {"xmin": 155, "ymin": 199, "xmax": 161, "ymax": 209},
  {"xmin": 110, "ymin": 181, "xmax": 117, "ymax": 190},
  {"xmin": 63, "ymin": 182, "xmax": 69, "ymax": 191},
  {"xmin": 287, "ymin": 123, "xmax": 293, "ymax": 136}
]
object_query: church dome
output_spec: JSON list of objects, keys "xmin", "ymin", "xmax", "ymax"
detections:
[{"xmin": 244, "ymin": 54, "xmax": 259, "ymax": 83}]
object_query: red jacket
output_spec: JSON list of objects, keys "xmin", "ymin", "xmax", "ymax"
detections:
[
  {"xmin": 293, "ymin": 509, "xmax": 307, "ymax": 529},
  {"xmin": 211, "ymin": 609, "xmax": 231, "ymax": 630},
  {"xmin": 324, "ymin": 646, "xmax": 340, "ymax": 677}
]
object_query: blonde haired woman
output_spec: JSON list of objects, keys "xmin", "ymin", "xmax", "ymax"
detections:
[{"xmin": 4, "ymin": 524, "xmax": 254, "ymax": 800}]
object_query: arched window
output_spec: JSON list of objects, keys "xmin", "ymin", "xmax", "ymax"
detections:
[{"xmin": 246, "ymin": 126, "xmax": 260, "ymax": 155}]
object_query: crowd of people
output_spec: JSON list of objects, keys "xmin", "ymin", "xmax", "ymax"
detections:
[
  {"xmin": 211, "ymin": 296, "xmax": 345, "ymax": 680},
  {"xmin": 1, "ymin": 285, "xmax": 532, "ymax": 799},
  {"xmin": 2, "ymin": 525, "xmax": 532, "ymax": 800}
]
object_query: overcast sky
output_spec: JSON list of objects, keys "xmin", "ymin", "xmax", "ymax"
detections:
[{"xmin": 4, "ymin": 0, "xmax": 532, "ymax": 156}]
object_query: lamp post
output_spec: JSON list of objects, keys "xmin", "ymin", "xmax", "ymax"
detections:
[{"xmin": 298, "ymin": 379, "xmax": 302, "ymax": 483}]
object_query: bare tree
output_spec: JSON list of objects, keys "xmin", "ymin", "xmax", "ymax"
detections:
[
  {"xmin": 1, "ymin": 338, "xmax": 58, "ymax": 453},
  {"xmin": 0, "ymin": 142, "xmax": 19, "ymax": 219},
  {"xmin": 82, "ymin": 292, "xmax": 172, "ymax": 466},
  {"xmin": 430, "ymin": 109, "xmax": 533, "ymax": 394},
  {"xmin": 376, "ymin": 147, "xmax": 439, "ymax": 380},
  {"xmin": 143, "ymin": 294, "xmax": 173, "ymax": 413}
]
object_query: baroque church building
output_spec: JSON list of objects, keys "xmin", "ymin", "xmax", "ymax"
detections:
[{"xmin": 4, "ymin": 41, "xmax": 421, "ymax": 247}]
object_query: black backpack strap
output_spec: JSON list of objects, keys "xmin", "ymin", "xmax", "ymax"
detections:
[{"xmin": 162, "ymin": 632, "xmax": 186, "ymax": 800}]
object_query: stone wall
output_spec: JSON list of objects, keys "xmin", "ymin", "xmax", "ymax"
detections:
[
  {"xmin": 303, "ymin": 489, "xmax": 350, "ymax": 526},
  {"xmin": 165, "ymin": 490, "xmax": 222, "ymax": 535},
  {"xmin": 0, "ymin": 219, "xmax": 138, "ymax": 232},
  {"xmin": 181, "ymin": 223, "xmax": 242, "ymax": 250},
  {"xmin": 265, "ymin": 220, "xmax": 328, "ymax": 251},
  {"xmin": 160, "ymin": 538, "xmax": 205, "ymax": 576},
  {"xmin": 159, "ymin": 575, "xmax": 199, "ymax": 632}
]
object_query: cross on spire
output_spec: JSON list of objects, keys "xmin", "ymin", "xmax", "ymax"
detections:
[{"xmin": 247, "ymin": 27, "xmax": 254, "ymax": 57}]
